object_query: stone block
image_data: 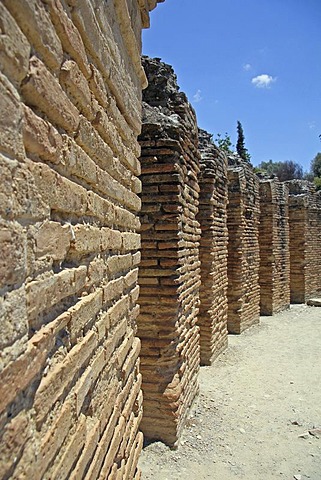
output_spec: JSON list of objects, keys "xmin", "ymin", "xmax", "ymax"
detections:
[
  {"xmin": 3, "ymin": 0, "xmax": 63, "ymax": 72},
  {"xmin": 0, "ymin": 73, "xmax": 25, "ymax": 159},
  {"xmin": 0, "ymin": 4, "xmax": 30, "ymax": 87},
  {"xmin": 0, "ymin": 155, "xmax": 49, "ymax": 221},
  {"xmin": 23, "ymin": 106, "xmax": 63, "ymax": 164},
  {"xmin": 0, "ymin": 219, "xmax": 27, "ymax": 289},
  {"xmin": 60, "ymin": 59, "xmax": 96, "ymax": 120},
  {"xmin": 44, "ymin": 0, "xmax": 90, "ymax": 78},
  {"xmin": 34, "ymin": 220, "xmax": 71, "ymax": 262},
  {"xmin": 21, "ymin": 56, "xmax": 79, "ymax": 134}
]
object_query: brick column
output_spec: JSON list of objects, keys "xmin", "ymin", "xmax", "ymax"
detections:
[
  {"xmin": 197, "ymin": 129, "xmax": 229, "ymax": 364},
  {"xmin": 227, "ymin": 156, "xmax": 260, "ymax": 333},
  {"xmin": 138, "ymin": 57, "xmax": 201, "ymax": 446}
]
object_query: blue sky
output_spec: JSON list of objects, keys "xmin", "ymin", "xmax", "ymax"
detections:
[{"xmin": 143, "ymin": 0, "xmax": 321, "ymax": 172}]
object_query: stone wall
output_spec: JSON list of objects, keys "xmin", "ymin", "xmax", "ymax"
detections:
[
  {"xmin": 259, "ymin": 179, "xmax": 290, "ymax": 315},
  {"xmin": 138, "ymin": 57, "xmax": 201, "ymax": 446},
  {"xmin": 227, "ymin": 155, "xmax": 260, "ymax": 334},
  {"xmin": 197, "ymin": 129, "xmax": 229, "ymax": 365},
  {"xmin": 0, "ymin": 1, "xmax": 163, "ymax": 478},
  {"xmin": 287, "ymin": 181, "xmax": 321, "ymax": 303}
]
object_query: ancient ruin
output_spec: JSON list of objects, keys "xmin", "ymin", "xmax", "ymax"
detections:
[
  {"xmin": 287, "ymin": 180, "xmax": 321, "ymax": 303},
  {"xmin": 0, "ymin": 0, "xmax": 321, "ymax": 478},
  {"xmin": 259, "ymin": 179, "xmax": 290, "ymax": 315},
  {"xmin": 197, "ymin": 129, "xmax": 229, "ymax": 365},
  {"xmin": 226, "ymin": 155, "xmax": 261, "ymax": 334},
  {"xmin": 138, "ymin": 57, "xmax": 201, "ymax": 446},
  {"xmin": 0, "ymin": 1, "xmax": 163, "ymax": 478}
]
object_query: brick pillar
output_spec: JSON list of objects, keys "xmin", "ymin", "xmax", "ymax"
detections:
[
  {"xmin": 259, "ymin": 180, "xmax": 290, "ymax": 315},
  {"xmin": 197, "ymin": 129, "xmax": 228, "ymax": 365},
  {"xmin": 227, "ymin": 156, "xmax": 260, "ymax": 333},
  {"xmin": 138, "ymin": 57, "xmax": 201, "ymax": 446},
  {"xmin": 287, "ymin": 180, "xmax": 321, "ymax": 302}
]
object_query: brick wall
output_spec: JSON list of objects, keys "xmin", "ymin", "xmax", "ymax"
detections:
[
  {"xmin": 227, "ymin": 156, "xmax": 260, "ymax": 334},
  {"xmin": 138, "ymin": 57, "xmax": 201, "ymax": 446},
  {"xmin": 197, "ymin": 129, "xmax": 229, "ymax": 365},
  {"xmin": 259, "ymin": 180, "xmax": 290, "ymax": 315},
  {"xmin": 287, "ymin": 181, "xmax": 321, "ymax": 302},
  {"xmin": 0, "ymin": 1, "xmax": 163, "ymax": 478}
]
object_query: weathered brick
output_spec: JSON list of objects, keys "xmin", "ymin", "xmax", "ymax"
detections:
[
  {"xmin": 60, "ymin": 59, "xmax": 96, "ymax": 120},
  {"xmin": 68, "ymin": 225, "xmax": 123, "ymax": 260},
  {"xmin": 21, "ymin": 56, "xmax": 79, "ymax": 134},
  {"xmin": 0, "ymin": 311, "xmax": 69, "ymax": 414},
  {"xmin": 0, "ymin": 1, "xmax": 159, "ymax": 478},
  {"xmin": 23, "ymin": 106, "xmax": 63, "ymax": 164},
  {"xmin": 0, "ymin": 285, "xmax": 28, "ymax": 367},
  {"xmin": 33, "ymin": 329, "xmax": 97, "ymax": 424},
  {"xmin": 0, "ymin": 155, "xmax": 49, "ymax": 221},
  {"xmin": 50, "ymin": 414, "xmax": 87, "ymax": 480},
  {"xmin": 0, "ymin": 411, "xmax": 31, "ymax": 479},
  {"xmin": 34, "ymin": 220, "xmax": 71, "ymax": 262},
  {"xmin": 107, "ymin": 254, "xmax": 133, "ymax": 278},
  {"xmin": 26, "ymin": 266, "xmax": 87, "ymax": 319},
  {"xmin": 74, "ymin": 347, "xmax": 105, "ymax": 415},
  {"xmin": 69, "ymin": 417, "xmax": 100, "ymax": 480},
  {"xmin": 88, "ymin": 63, "xmax": 108, "ymax": 108},
  {"xmin": 93, "ymin": 106, "xmax": 141, "ymax": 176},
  {"xmin": 75, "ymin": 115, "xmax": 133, "ymax": 188},
  {"xmin": 0, "ymin": 73, "xmax": 25, "ymax": 159},
  {"xmin": 29, "ymin": 398, "xmax": 74, "ymax": 480},
  {"xmin": 71, "ymin": 0, "xmax": 141, "ymax": 134},
  {"xmin": 29, "ymin": 161, "xmax": 87, "ymax": 216},
  {"xmin": 0, "ymin": 219, "xmax": 27, "ymax": 289},
  {"xmin": 68, "ymin": 289, "xmax": 103, "ymax": 343},
  {"xmin": 43, "ymin": 0, "xmax": 91, "ymax": 78},
  {"xmin": 3, "ymin": 0, "xmax": 63, "ymax": 72},
  {"xmin": 103, "ymin": 277, "xmax": 124, "ymax": 304},
  {"xmin": 0, "ymin": 4, "xmax": 30, "ymax": 87}
]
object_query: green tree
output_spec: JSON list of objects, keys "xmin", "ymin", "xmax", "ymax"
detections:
[
  {"xmin": 311, "ymin": 152, "xmax": 321, "ymax": 178},
  {"xmin": 257, "ymin": 159, "xmax": 303, "ymax": 181},
  {"xmin": 236, "ymin": 121, "xmax": 251, "ymax": 162},
  {"xmin": 214, "ymin": 132, "xmax": 233, "ymax": 153},
  {"xmin": 310, "ymin": 152, "xmax": 321, "ymax": 191}
]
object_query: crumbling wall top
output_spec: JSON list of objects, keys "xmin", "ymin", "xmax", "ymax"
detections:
[{"xmin": 141, "ymin": 56, "xmax": 198, "ymax": 144}]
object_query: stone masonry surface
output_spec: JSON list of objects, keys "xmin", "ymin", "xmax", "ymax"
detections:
[
  {"xmin": 227, "ymin": 155, "xmax": 261, "ymax": 334},
  {"xmin": 286, "ymin": 180, "xmax": 321, "ymax": 303},
  {"xmin": 0, "ymin": 1, "xmax": 163, "ymax": 478},
  {"xmin": 259, "ymin": 179, "xmax": 290, "ymax": 315},
  {"xmin": 138, "ymin": 57, "xmax": 201, "ymax": 447},
  {"xmin": 197, "ymin": 129, "xmax": 229, "ymax": 365}
]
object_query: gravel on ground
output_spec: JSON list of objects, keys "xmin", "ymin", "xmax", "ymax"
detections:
[{"xmin": 139, "ymin": 304, "xmax": 321, "ymax": 480}]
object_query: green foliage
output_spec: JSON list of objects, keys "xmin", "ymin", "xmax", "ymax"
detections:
[
  {"xmin": 311, "ymin": 152, "xmax": 321, "ymax": 178},
  {"xmin": 214, "ymin": 132, "xmax": 234, "ymax": 153},
  {"xmin": 314, "ymin": 176, "xmax": 321, "ymax": 191},
  {"xmin": 236, "ymin": 121, "xmax": 251, "ymax": 162},
  {"xmin": 308, "ymin": 153, "xmax": 321, "ymax": 190},
  {"xmin": 257, "ymin": 159, "xmax": 304, "ymax": 181}
]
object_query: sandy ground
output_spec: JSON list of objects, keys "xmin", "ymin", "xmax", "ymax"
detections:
[{"xmin": 139, "ymin": 304, "xmax": 321, "ymax": 480}]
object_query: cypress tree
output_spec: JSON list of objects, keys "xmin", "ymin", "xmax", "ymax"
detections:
[{"xmin": 236, "ymin": 121, "xmax": 251, "ymax": 162}]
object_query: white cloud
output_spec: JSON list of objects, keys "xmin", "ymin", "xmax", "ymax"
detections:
[
  {"xmin": 251, "ymin": 74, "xmax": 277, "ymax": 88},
  {"xmin": 193, "ymin": 89, "xmax": 203, "ymax": 103},
  {"xmin": 243, "ymin": 63, "xmax": 252, "ymax": 71},
  {"xmin": 308, "ymin": 121, "xmax": 316, "ymax": 130}
]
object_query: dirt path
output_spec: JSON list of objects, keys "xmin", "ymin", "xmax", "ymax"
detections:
[{"xmin": 139, "ymin": 304, "xmax": 321, "ymax": 480}]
